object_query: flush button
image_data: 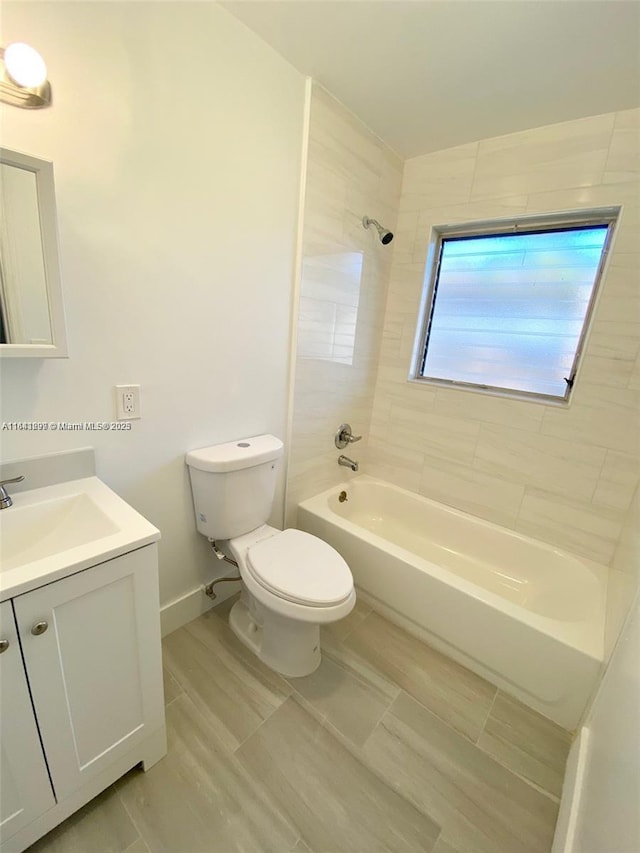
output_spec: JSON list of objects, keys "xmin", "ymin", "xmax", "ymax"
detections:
[{"xmin": 237, "ymin": 442, "xmax": 250, "ymax": 447}]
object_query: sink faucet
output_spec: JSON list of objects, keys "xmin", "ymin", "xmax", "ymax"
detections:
[
  {"xmin": 338, "ymin": 455, "xmax": 359, "ymax": 472},
  {"xmin": 0, "ymin": 475, "xmax": 25, "ymax": 509}
]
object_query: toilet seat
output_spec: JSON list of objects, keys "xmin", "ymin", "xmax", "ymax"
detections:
[{"xmin": 246, "ymin": 529, "xmax": 353, "ymax": 608}]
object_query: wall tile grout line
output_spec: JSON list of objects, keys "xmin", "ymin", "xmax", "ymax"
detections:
[
  {"xmin": 589, "ymin": 446, "xmax": 610, "ymax": 506},
  {"xmin": 467, "ymin": 141, "xmax": 481, "ymax": 204},
  {"xmin": 601, "ymin": 117, "xmax": 618, "ymax": 186}
]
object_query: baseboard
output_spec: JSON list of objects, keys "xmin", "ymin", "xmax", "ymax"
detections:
[
  {"xmin": 159, "ymin": 582, "xmax": 240, "ymax": 636},
  {"xmin": 552, "ymin": 726, "xmax": 591, "ymax": 853}
]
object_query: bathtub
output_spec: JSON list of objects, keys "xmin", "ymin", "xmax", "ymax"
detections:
[{"xmin": 298, "ymin": 476, "xmax": 608, "ymax": 730}]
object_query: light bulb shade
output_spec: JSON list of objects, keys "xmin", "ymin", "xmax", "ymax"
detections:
[
  {"xmin": 4, "ymin": 42, "xmax": 47, "ymax": 88},
  {"xmin": 0, "ymin": 43, "xmax": 51, "ymax": 108}
]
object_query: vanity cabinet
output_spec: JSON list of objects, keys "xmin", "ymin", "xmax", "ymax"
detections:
[
  {"xmin": 0, "ymin": 545, "xmax": 166, "ymax": 853},
  {"xmin": 0, "ymin": 602, "xmax": 56, "ymax": 842}
]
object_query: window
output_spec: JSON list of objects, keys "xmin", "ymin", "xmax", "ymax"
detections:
[{"xmin": 412, "ymin": 210, "xmax": 618, "ymax": 402}]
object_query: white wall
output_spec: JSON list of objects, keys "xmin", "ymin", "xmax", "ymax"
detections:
[
  {"xmin": 368, "ymin": 109, "xmax": 640, "ymax": 566},
  {"xmin": 0, "ymin": 2, "xmax": 305, "ymax": 624},
  {"xmin": 559, "ymin": 588, "xmax": 640, "ymax": 852},
  {"xmin": 286, "ymin": 84, "xmax": 401, "ymax": 522}
]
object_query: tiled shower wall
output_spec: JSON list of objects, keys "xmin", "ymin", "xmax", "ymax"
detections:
[
  {"xmin": 286, "ymin": 85, "xmax": 401, "ymax": 523},
  {"xmin": 606, "ymin": 481, "xmax": 640, "ymax": 656},
  {"xmin": 368, "ymin": 109, "xmax": 640, "ymax": 567}
]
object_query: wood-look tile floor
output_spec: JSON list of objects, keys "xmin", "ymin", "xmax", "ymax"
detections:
[{"xmin": 28, "ymin": 596, "xmax": 571, "ymax": 853}]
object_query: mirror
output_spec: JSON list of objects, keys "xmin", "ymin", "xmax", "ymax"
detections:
[{"xmin": 0, "ymin": 148, "xmax": 67, "ymax": 357}]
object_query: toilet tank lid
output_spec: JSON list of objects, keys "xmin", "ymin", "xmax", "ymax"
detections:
[{"xmin": 186, "ymin": 434, "xmax": 284, "ymax": 473}]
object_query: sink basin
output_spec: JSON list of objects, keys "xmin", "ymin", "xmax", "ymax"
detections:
[
  {"xmin": 1, "ymin": 493, "xmax": 119, "ymax": 571},
  {"xmin": 0, "ymin": 477, "xmax": 160, "ymax": 600}
]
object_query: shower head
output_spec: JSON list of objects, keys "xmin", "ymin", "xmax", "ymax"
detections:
[{"xmin": 363, "ymin": 216, "xmax": 394, "ymax": 245}]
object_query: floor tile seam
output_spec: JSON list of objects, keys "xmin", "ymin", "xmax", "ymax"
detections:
[
  {"xmin": 430, "ymin": 828, "xmax": 444, "ymax": 853},
  {"xmin": 170, "ymin": 695, "xmax": 306, "ymax": 847},
  {"xmin": 319, "ymin": 714, "xmax": 444, "ymax": 842},
  {"xmin": 477, "ymin": 716, "xmax": 572, "ymax": 767},
  {"xmin": 320, "ymin": 645, "xmax": 402, "ymax": 703},
  {"xmin": 480, "ymin": 688, "xmax": 574, "ymax": 747},
  {"xmin": 193, "ymin": 619, "xmax": 297, "ymax": 701},
  {"xmin": 358, "ymin": 682, "xmax": 403, "ymax": 751},
  {"xmin": 286, "ymin": 684, "xmax": 330, "ymax": 727},
  {"xmin": 180, "ymin": 624, "xmax": 272, "ymax": 687},
  {"xmin": 474, "ymin": 690, "xmax": 568, "ymax": 799},
  {"xmin": 124, "ymin": 837, "xmax": 150, "ymax": 853},
  {"xmin": 228, "ymin": 710, "xmax": 317, "ymax": 849},
  {"xmin": 336, "ymin": 637, "xmax": 422, "ymax": 701},
  {"xmin": 344, "ymin": 705, "xmax": 558, "ymax": 853},
  {"xmin": 169, "ymin": 632, "xmax": 292, "ymax": 707},
  {"xmin": 376, "ymin": 685, "xmax": 561, "ymax": 805},
  {"xmin": 231, "ymin": 691, "xmax": 293, "ymax": 755},
  {"xmin": 474, "ymin": 687, "xmax": 499, "ymax": 745},
  {"xmin": 471, "ymin": 739, "xmax": 562, "ymax": 805},
  {"xmin": 348, "ymin": 723, "xmax": 550, "ymax": 853},
  {"xmin": 164, "ymin": 692, "xmax": 184, "ymax": 710},
  {"xmin": 389, "ymin": 683, "xmax": 494, "ymax": 747},
  {"xmin": 115, "ymin": 784, "xmax": 149, "ymax": 853},
  {"xmin": 161, "ymin": 660, "xmax": 192, "ymax": 704},
  {"xmin": 168, "ymin": 687, "xmax": 281, "ymax": 766},
  {"xmin": 161, "ymin": 665, "xmax": 242, "ymax": 736},
  {"xmin": 235, "ymin": 664, "xmax": 292, "ymax": 703},
  {"xmin": 337, "ymin": 648, "xmax": 406, "ymax": 701},
  {"xmin": 342, "ymin": 609, "xmax": 499, "ymax": 713},
  {"xmin": 338, "ymin": 605, "xmax": 375, "ymax": 646}
]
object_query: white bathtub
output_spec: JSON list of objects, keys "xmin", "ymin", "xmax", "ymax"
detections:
[{"xmin": 298, "ymin": 476, "xmax": 608, "ymax": 730}]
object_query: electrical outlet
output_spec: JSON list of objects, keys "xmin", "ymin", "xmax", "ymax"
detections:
[{"xmin": 115, "ymin": 385, "xmax": 141, "ymax": 420}]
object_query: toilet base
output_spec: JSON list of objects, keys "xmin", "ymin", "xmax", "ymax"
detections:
[{"xmin": 229, "ymin": 597, "xmax": 321, "ymax": 677}]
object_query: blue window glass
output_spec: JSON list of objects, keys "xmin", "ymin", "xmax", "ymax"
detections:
[{"xmin": 420, "ymin": 224, "xmax": 610, "ymax": 399}]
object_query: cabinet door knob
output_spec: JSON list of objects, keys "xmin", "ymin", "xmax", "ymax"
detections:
[
  {"xmin": 31, "ymin": 621, "xmax": 49, "ymax": 636},
  {"xmin": 0, "ymin": 639, "xmax": 9, "ymax": 653}
]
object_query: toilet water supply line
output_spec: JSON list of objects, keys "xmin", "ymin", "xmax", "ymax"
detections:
[{"xmin": 204, "ymin": 539, "xmax": 240, "ymax": 601}]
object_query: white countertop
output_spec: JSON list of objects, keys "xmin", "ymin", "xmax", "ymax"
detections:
[{"xmin": 0, "ymin": 477, "xmax": 160, "ymax": 601}]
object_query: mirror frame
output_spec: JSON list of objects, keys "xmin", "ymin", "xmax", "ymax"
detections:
[{"xmin": 0, "ymin": 148, "xmax": 68, "ymax": 358}]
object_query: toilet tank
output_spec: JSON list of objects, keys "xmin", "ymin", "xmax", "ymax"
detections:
[{"xmin": 186, "ymin": 435, "xmax": 284, "ymax": 540}]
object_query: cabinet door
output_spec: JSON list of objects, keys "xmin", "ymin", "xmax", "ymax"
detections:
[
  {"xmin": 13, "ymin": 546, "xmax": 164, "ymax": 802},
  {"xmin": 0, "ymin": 601, "xmax": 56, "ymax": 843}
]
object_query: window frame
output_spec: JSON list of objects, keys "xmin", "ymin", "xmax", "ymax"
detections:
[{"xmin": 410, "ymin": 207, "xmax": 620, "ymax": 405}]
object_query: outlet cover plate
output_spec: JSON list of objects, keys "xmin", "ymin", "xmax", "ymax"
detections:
[{"xmin": 115, "ymin": 385, "xmax": 141, "ymax": 420}]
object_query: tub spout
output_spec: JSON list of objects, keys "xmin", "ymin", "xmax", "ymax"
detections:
[{"xmin": 338, "ymin": 455, "xmax": 359, "ymax": 472}]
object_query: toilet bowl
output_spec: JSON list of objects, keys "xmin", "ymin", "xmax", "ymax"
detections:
[
  {"xmin": 186, "ymin": 435, "xmax": 355, "ymax": 677},
  {"xmin": 227, "ymin": 525, "xmax": 355, "ymax": 676}
]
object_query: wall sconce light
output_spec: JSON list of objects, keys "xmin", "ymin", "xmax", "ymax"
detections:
[{"xmin": 0, "ymin": 42, "xmax": 51, "ymax": 108}]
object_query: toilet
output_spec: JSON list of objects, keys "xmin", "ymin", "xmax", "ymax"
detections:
[{"xmin": 186, "ymin": 434, "xmax": 355, "ymax": 677}]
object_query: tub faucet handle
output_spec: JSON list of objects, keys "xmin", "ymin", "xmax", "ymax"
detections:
[{"xmin": 335, "ymin": 423, "xmax": 362, "ymax": 449}]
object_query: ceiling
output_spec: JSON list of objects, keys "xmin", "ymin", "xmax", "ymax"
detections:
[{"xmin": 223, "ymin": 1, "xmax": 640, "ymax": 159}]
